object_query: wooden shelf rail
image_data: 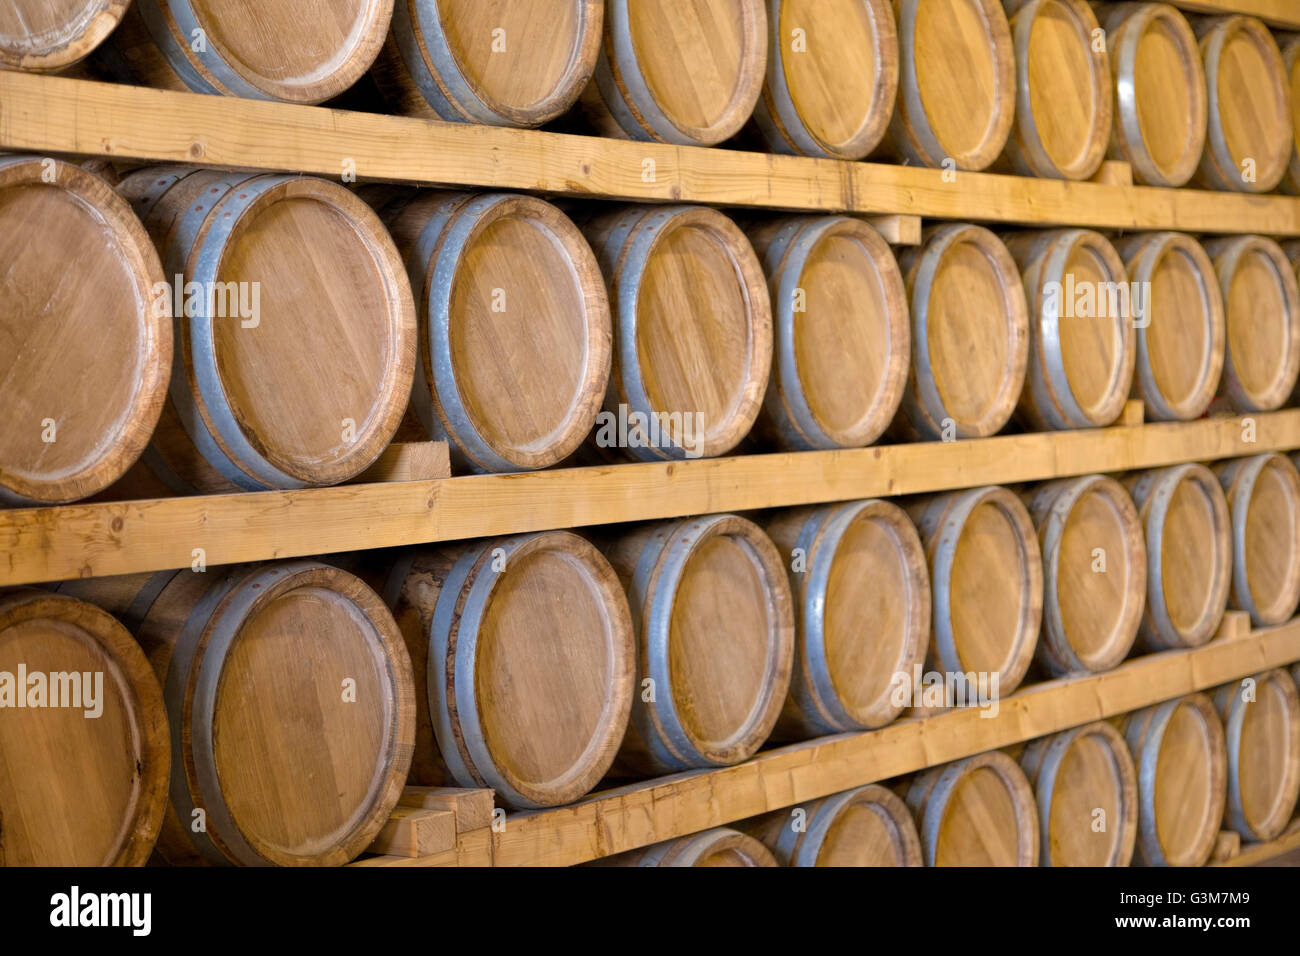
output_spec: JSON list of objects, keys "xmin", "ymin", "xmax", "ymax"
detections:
[
  {"xmin": 4, "ymin": 410, "xmax": 1299, "ymax": 588},
  {"xmin": 1213, "ymin": 825, "xmax": 1300, "ymax": 867},
  {"xmin": 3, "ymin": 72, "xmax": 1300, "ymax": 235},
  {"xmin": 353, "ymin": 614, "xmax": 1300, "ymax": 867}
]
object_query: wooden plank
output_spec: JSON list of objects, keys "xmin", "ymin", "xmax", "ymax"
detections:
[
  {"xmin": 398, "ymin": 787, "xmax": 495, "ymax": 832},
  {"xmin": 352, "ymin": 443, "xmax": 450, "ymax": 484},
  {"xmin": 1210, "ymin": 830, "xmax": 1242, "ymax": 863},
  {"xmin": 1118, "ymin": 399, "xmax": 1145, "ymax": 427},
  {"xmin": 364, "ymin": 807, "xmax": 456, "ymax": 858},
  {"xmin": 4, "ymin": 410, "xmax": 1299, "ymax": 587},
  {"xmin": 1213, "ymin": 826, "xmax": 1300, "ymax": 867},
  {"xmin": 1090, "ymin": 161, "xmax": 1133, "ymax": 188},
  {"xmin": 461, "ymin": 619, "xmax": 1300, "ymax": 867},
  {"xmin": 865, "ymin": 215, "xmax": 922, "ymax": 245},
  {"xmin": 350, "ymin": 826, "xmax": 495, "ymax": 867},
  {"xmin": 2, "ymin": 73, "xmax": 1300, "ymax": 235},
  {"xmin": 1170, "ymin": 0, "xmax": 1300, "ymax": 30}
]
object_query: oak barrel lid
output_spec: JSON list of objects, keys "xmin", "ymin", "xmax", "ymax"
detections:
[
  {"xmin": 1125, "ymin": 693, "xmax": 1226, "ymax": 867},
  {"xmin": 621, "ymin": 206, "xmax": 772, "ymax": 460},
  {"xmin": 1205, "ymin": 235, "xmax": 1300, "ymax": 413},
  {"xmin": 757, "ymin": 216, "xmax": 909, "ymax": 449},
  {"xmin": 0, "ymin": 156, "xmax": 172, "ymax": 506},
  {"xmin": 180, "ymin": 561, "xmax": 414, "ymax": 866},
  {"xmin": 791, "ymin": 499, "xmax": 929, "ymax": 730},
  {"xmin": 1129, "ymin": 463, "xmax": 1231, "ymax": 649},
  {"xmin": 901, "ymin": 223, "xmax": 1028, "ymax": 438},
  {"xmin": 433, "ymin": 532, "xmax": 635, "ymax": 808},
  {"xmin": 0, "ymin": 0, "xmax": 129, "ymax": 71},
  {"xmin": 642, "ymin": 827, "xmax": 779, "ymax": 867},
  {"xmin": 185, "ymin": 174, "xmax": 415, "ymax": 487},
  {"xmin": 1008, "ymin": 228, "xmax": 1135, "ymax": 430},
  {"xmin": 1021, "ymin": 721, "xmax": 1137, "ymax": 867},
  {"xmin": 1118, "ymin": 232, "xmax": 1225, "ymax": 422},
  {"xmin": 757, "ymin": 0, "xmax": 898, "ymax": 158},
  {"xmin": 599, "ymin": 0, "xmax": 768, "ymax": 145},
  {"xmin": 1005, "ymin": 0, "xmax": 1111, "ymax": 180},
  {"xmin": 1215, "ymin": 670, "xmax": 1300, "ymax": 842},
  {"xmin": 138, "ymin": 0, "xmax": 394, "ymax": 103},
  {"xmin": 891, "ymin": 0, "xmax": 1015, "ymax": 170},
  {"xmin": 907, "ymin": 751, "xmax": 1038, "ymax": 866},
  {"xmin": 413, "ymin": 193, "xmax": 611, "ymax": 472},
  {"xmin": 779, "ymin": 784, "xmax": 923, "ymax": 866},
  {"xmin": 641, "ymin": 514, "xmax": 794, "ymax": 767},
  {"xmin": 0, "ymin": 590, "xmax": 169, "ymax": 866},
  {"xmin": 401, "ymin": 0, "xmax": 602, "ymax": 125},
  {"xmin": 921, "ymin": 486, "xmax": 1042, "ymax": 693},
  {"xmin": 1196, "ymin": 15, "xmax": 1291, "ymax": 193},
  {"xmin": 1030, "ymin": 475, "xmax": 1145, "ymax": 674},
  {"xmin": 1102, "ymin": 2, "xmax": 1208, "ymax": 187},
  {"xmin": 1217, "ymin": 454, "xmax": 1300, "ymax": 627}
]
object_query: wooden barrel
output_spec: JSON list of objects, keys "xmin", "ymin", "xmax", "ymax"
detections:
[
  {"xmin": 746, "ymin": 215, "xmax": 909, "ymax": 450},
  {"xmin": 58, "ymin": 560, "xmax": 415, "ymax": 867},
  {"xmin": 1001, "ymin": 0, "xmax": 1111, "ymax": 180},
  {"xmin": 377, "ymin": 191, "xmax": 610, "ymax": 473},
  {"xmin": 1202, "ymin": 236, "xmax": 1300, "ymax": 413},
  {"xmin": 1214, "ymin": 454, "xmax": 1300, "ymax": 627},
  {"xmin": 0, "ymin": 0, "xmax": 129, "ymax": 71},
  {"xmin": 1213, "ymin": 669, "xmax": 1300, "ymax": 843},
  {"xmin": 1124, "ymin": 693, "xmax": 1227, "ymax": 866},
  {"xmin": 1099, "ymin": 3, "xmax": 1207, "ymax": 188},
  {"xmin": 582, "ymin": 205, "xmax": 772, "ymax": 461},
  {"xmin": 113, "ymin": 167, "xmax": 415, "ymax": 493},
  {"xmin": 1126, "ymin": 464, "xmax": 1231, "ymax": 651},
  {"xmin": 0, "ymin": 156, "xmax": 172, "ymax": 506},
  {"xmin": 751, "ymin": 0, "xmax": 898, "ymax": 159},
  {"xmin": 610, "ymin": 827, "xmax": 779, "ymax": 867},
  {"xmin": 1020, "ymin": 721, "xmax": 1137, "ymax": 867},
  {"xmin": 744, "ymin": 784, "xmax": 923, "ymax": 866},
  {"xmin": 1115, "ymin": 232, "xmax": 1225, "ymax": 422},
  {"xmin": 908, "ymin": 486, "xmax": 1042, "ymax": 699},
  {"xmin": 579, "ymin": 0, "xmax": 768, "ymax": 146},
  {"xmin": 1003, "ymin": 229, "xmax": 1136, "ymax": 431},
  {"xmin": 0, "ymin": 590, "xmax": 168, "ymax": 866},
  {"xmin": 377, "ymin": 532, "xmax": 635, "ymax": 809},
  {"xmin": 103, "ymin": 0, "xmax": 393, "ymax": 104},
  {"xmin": 1194, "ymin": 16, "xmax": 1291, "ymax": 193},
  {"xmin": 904, "ymin": 751, "xmax": 1038, "ymax": 866},
  {"xmin": 372, "ymin": 0, "xmax": 601, "ymax": 127},
  {"xmin": 606, "ymin": 514, "xmax": 795, "ymax": 776},
  {"xmin": 764, "ymin": 499, "xmax": 930, "ymax": 737},
  {"xmin": 1024, "ymin": 475, "xmax": 1145, "ymax": 675},
  {"xmin": 885, "ymin": 0, "xmax": 1015, "ymax": 171},
  {"xmin": 1281, "ymin": 34, "xmax": 1300, "ymax": 195},
  {"xmin": 893, "ymin": 224, "xmax": 1029, "ymax": 441}
]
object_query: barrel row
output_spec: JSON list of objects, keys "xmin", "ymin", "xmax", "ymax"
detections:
[
  {"xmin": 7, "ymin": 450, "xmax": 1293, "ymax": 864},
  {"xmin": 9, "ymin": 1, "xmax": 1300, "ymax": 192},
  {"xmin": 8, "ymin": 154, "xmax": 1300, "ymax": 505},
  {"xmin": 616, "ymin": 676, "xmax": 1300, "ymax": 866}
]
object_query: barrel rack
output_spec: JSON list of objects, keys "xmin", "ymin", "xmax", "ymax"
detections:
[{"xmin": 4, "ymin": 58, "xmax": 1300, "ymax": 866}]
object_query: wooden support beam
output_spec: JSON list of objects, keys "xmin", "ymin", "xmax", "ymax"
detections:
[
  {"xmin": 4, "ymin": 411, "xmax": 1297, "ymax": 587},
  {"xmin": 2, "ymin": 73, "xmax": 1300, "ymax": 234}
]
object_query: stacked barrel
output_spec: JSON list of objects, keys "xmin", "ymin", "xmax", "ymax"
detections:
[{"xmin": 3, "ymin": 0, "xmax": 1300, "ymax": 872}]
